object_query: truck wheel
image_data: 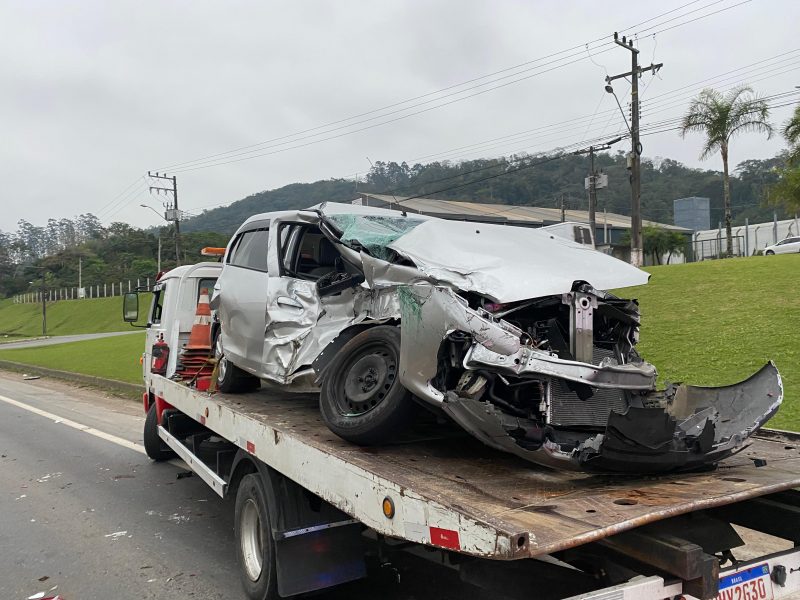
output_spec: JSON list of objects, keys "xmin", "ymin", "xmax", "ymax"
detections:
[
  {"xmin": 235, "ymin": 473, "xmax": 278, "ymax": 600},
  {"xmin": 143, "ymin": 403, "xmax": 176, "ymax": 462},
  {"xmin": 216, "ymin": 337, "xmax": 260, "ymax": 393},
  {"xmin": 320, "ymin": 325, "xmax": 414, "ymax": 445}
]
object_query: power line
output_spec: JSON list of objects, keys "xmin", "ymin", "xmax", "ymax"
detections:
[{"xmin": 155, "ymin": 0, "xmax": 752, "ymax": 174}]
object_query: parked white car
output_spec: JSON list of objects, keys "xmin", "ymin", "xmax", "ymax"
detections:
[{"xmin": 764, "ymin": 236, "xmax": 800, "ymax": 255}]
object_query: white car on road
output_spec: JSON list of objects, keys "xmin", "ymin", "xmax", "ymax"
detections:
[{"xmin": 764, "ymin": 236, "xmax": 800, "ymax": 255}]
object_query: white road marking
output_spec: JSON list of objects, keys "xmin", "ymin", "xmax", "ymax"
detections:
[
  {"xmin": 0, "ymin": 393, "xmax": 188, "ymax": 469},
  {"xmin": 0, "ymin": 393, "xmax": 147, "ymax": 455}
]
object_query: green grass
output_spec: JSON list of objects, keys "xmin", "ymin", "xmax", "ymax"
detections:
[
  {"xmin": 0, "ymin": 295, "xmax": 148, "ymax": 340},
  {"xmin": 621, "ymin": 254, "xmax": 800, "ymax": 431},
  {"xmin": 0, "ymin": 332, "xmax": 146, "ymax": 384}
]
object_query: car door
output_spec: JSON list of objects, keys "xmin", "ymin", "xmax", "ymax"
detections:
[
  {"xmin": 786, "ymin": 237, "xmax": 800, "ymax": 253},
  {"xmin": 215, "ymin": 225, "xmax": 270, "ymax": 374},
  {"xmin": 262, "ymin": 216, "xmax": 324, "ymax": 381}
]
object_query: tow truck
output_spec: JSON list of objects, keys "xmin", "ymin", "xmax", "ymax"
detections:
[{"xmin": 123, "ymin": 259, "xmax": 800, "ymax": 600}]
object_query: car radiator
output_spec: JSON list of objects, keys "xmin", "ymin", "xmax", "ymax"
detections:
[{"xmin": 547, "ymin": 347, "xmax": 628, "ymax": 428}]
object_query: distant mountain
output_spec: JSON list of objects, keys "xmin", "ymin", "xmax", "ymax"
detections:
[
  {"xmin": 178, "ymin": 152, "xmax": 788, "ymax": 235},
  {"xmin": 181, "ymin": 179, "xmax": 361, "ymax": 235}
]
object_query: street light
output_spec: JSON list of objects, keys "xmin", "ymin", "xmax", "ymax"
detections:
[
  {"xmin": 604, "ymin": 84, "xmax": 632, "ymax": 136},
  {"xmin": 25, "ymin": 266, "xmax": 47, "ymax": 336}
]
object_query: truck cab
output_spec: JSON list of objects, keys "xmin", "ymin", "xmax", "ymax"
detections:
[{"xmin": 126, "ymin": 262, "xmax": 222, "ymax": 380}]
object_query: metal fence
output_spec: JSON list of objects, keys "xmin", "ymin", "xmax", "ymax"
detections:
[
  {"xmin": 12, "ymin": 278, "xmax": 153, "ymax": 304},
  {"xmin": 692, "ymin": 235, "xmax": 746, "ymax": 261}
]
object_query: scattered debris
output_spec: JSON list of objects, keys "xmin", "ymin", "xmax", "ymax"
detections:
[
  {"xmin": 104, "ymin": 530, "xmax": 128, "ymax": 540},
  {"xmin": 176, "ymin": 470, "xmax": 193, "ymax": 480},
  {"xmin": 113, "ymin": 474, "xmax": 135, "ymax": 480},
  {"xmin": 15, "ymin": 494, "xmax": 27, "ymax": 500},
  {"xmin": 37, "ymin": 576, "xmax": 49, "ymax": 582},
  {"xmin": 23, "ymin": 375, "xmax": 41, "ymax": 381}
]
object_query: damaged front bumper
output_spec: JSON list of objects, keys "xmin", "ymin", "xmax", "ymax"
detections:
[
  {"xmin": 442, "ymin": 362, "xmax": 783, "ymax": 473},
  {"xmin": 397, "ymin": 284, "xmax": 783, "ymax": 473}
]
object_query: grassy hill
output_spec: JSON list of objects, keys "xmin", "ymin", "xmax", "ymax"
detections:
[
  {"xmin": 627, "ymin": 254, "xmax": 799, "ymax": 430},
  {"xmin": 0, "ymin": 296, "xmax": 144, "ymax": 340},
  {"xmin": 0, "ymin": 331, "xmax": 145, "ymax": 384}
]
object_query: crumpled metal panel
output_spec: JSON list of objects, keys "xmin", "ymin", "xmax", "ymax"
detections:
[{"xmin": 383, "ymin": 217, "xmax": 650, "ymax": 302}]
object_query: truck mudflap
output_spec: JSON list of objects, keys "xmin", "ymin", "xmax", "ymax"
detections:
[{"xmin": 442, "ymin": 362, "xmax": 783, "ymax": 473}]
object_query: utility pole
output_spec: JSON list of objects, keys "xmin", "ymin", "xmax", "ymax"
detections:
[
  {"xmin": 606, "ymin": 33, "xmax": 663, "ymax": 267},
  {"xmin": 560, "ymin": 194, "xmax": 566, "ymax": 222},
  {"xmin": 41, "ymin": 270, "xmax": 47, "ymax": 336},
  {"xmin": 574, "ymin": 137, "xmax": 619, "ymax": 244},
  {"xmin": 148, "ymin": 172, "xmax": 181, "ymax": 265}
]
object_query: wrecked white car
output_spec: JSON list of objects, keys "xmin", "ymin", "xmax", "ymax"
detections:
[{"xmin": 210, "ymin": 202, "xmax": 782, "ymax": 473}]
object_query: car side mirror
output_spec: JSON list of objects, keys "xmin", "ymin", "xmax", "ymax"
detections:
[
  {"xmin": 123, "ymin": 292, "xmax": 139, "ymax": 323},
  {"xmin": 316, "ymin": 271, "xmax": 365, "ymax": 297}
]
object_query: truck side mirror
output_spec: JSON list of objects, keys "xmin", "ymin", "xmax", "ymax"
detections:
[{"xmin": 123, "ymin": 292, "xmax": 139, "ymax": 323}]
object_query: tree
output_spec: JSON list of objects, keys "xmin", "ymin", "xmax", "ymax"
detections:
[
  {"xmin": 680, "ymin": 86, "xmax": 772, "ymax": 257},
  {"xmin": 784, "ymin": 104, "xmax": 800, "ymax": 165}
]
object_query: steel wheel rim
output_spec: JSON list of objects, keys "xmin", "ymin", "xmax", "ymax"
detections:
[
  {"xmin": 240, "ymin": 498, "xmax": 263, "ymax": 581},
  {"xmin": 335, "ymin": 342, "xmax": 397, "ymax": 417}
]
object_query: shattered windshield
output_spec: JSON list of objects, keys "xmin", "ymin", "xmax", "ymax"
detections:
[{"xmin": 326, "ymin": 214, "xmax": 425, "ymax": 260}]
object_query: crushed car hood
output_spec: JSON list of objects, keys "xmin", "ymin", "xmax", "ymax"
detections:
[{"xmin": 323, "ymin": 209, "xmax": 649, "ymax": 302}]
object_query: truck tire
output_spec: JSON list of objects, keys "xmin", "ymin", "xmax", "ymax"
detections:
[
  {"xmin": 143, "ymin": 403, "xmax": 176, "ymax": 462},
  {"xmin": 216, "ymin": 337, "xmax": 260, "ymax": 394},
  {"xmin": 320, "ymin": 325, "xmax": 414, "ymax": 445},
  {"xmin": 235, "ymin": 473, "xmax": 278, "ymax": 600}
]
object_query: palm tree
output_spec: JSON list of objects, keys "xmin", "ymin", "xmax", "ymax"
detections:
[
  {"xmin": 680, "ymin": 86, "xmax": 772, "ymax": 257},
  {"xmin": 784, "ymin": 103, "xmax": 800, "ymax": 165}
]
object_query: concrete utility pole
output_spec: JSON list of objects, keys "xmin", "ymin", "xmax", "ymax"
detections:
[
  {"xmin": 574, "ymin": 137, "xmax": 619, "ymax": 243},
  {"xmin": 148, "ymin": 172, "xmax": 181, "ymax": 266},
  {"xmin": 606, "ymin": 32, "xmax": 663, "ymax": 267},
  {"xmin": 560, "ymin": 194, "xmax": 566, "ymax": 222},
  {"xmin": 41, "ymin": 270, "xmax": 47, "ymax": 336}
]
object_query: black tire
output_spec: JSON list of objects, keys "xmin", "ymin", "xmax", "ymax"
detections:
[
  {"xmin": 216, "ymin": 336, "xmax": 260, "ymax": 394},
  {"xmin": 235, "ymin": 473, "xmax": 278, "ymax": 600},
  {"xmin": 766, "ymin": 250, "xmax": 775, "ymax": 255},
  {"xmin": 320, "ymin": 325, "xmax": 414, "ymax": 445},
  {"xmin": 143, "ymin": 403, "xmax": 176, "ymax": 461}
]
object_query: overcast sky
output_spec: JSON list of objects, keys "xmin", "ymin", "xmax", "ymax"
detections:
[{"xmin": 1, "ymin": 0, "xmax": 798, "ymax": 230}]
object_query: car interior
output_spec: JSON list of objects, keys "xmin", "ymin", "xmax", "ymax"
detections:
[{"xmin": 280, "ymin": 224, "xmax": 360, "ymax": 281}]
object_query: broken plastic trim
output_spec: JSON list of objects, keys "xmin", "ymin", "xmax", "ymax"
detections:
[{"xmin": 443, "ymin": 362, "xmax": 783, "ymax": 473}]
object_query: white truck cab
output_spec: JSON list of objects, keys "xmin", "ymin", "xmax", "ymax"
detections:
[{"xmin": 125, "ymin": 262, "xmax": 222, "ymax": 380}]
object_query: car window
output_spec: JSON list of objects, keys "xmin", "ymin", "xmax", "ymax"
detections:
[
  {"xmin": 197, "ymin": 278, "xmax": 217, "ymax": 301},
  {"xmin": 151, "ymin": 285, "xmax": 165, "ymax": 324},
  {"xmin": 230, "ymin": 229, "xmax": 269, "ymax": 271},
  {"xmin": 279, "ymin": 224, "xmax": 329, "ymax": 278}
]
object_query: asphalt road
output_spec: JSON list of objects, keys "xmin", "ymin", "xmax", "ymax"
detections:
[
  {"xmin": 0, "ymin": 374, "xmax": 495, "ymax": 600},
  {"xmin": 0, "ymin": 331, "xmax": 141, "ymax": 350}
]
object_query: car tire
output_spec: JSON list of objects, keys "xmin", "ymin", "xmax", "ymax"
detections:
[
  {"xmin": 215, "ymin": 336, "xmax": 260, "ymax": 394},
  {"xmin": 766, "ymin": 250, "xmax": 775, "ymax": 255},
  {"xmin": 143, "ymin": 403, "xmax": 176, "ymax": 462},
  {"xmin": 320, "ymin": 325, "xmax": 414, "ymax": 445},
  {"xmin": 235, "ymin": 473, "xmax": 278, "ymax": 600}
]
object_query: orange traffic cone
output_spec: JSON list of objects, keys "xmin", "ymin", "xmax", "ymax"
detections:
[{"xmin": 185, "ymin": 288, "xmax": 213, "ymax": 350}]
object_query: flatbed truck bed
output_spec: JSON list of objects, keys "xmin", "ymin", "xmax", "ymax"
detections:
[{"xmin": 148, "ymin": 374, "xmax": 800, "ymax": 600}]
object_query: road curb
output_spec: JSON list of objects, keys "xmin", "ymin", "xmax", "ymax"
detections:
[{"xmin": 0, "ymin": 360, "xmax": 141, "ymax": 397}]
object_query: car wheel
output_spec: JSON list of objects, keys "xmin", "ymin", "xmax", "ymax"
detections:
[
  {"xmin": 235, "ymin": 473, "xmax": 278, "ymax": 600},
  {"xmin": 143, "ymin": 403, "xmax": 176, "ymax": 461},
  {"xmin": 215, "ymin": 336, "xmax": 260, "ymax": 393},
  {"xmin": 766, "ymin": 250, "xmax": 775, "ymax": 255},
  {"xmin": 320, "ymin": 325, "xmax": 414, "ymax": 445}
]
